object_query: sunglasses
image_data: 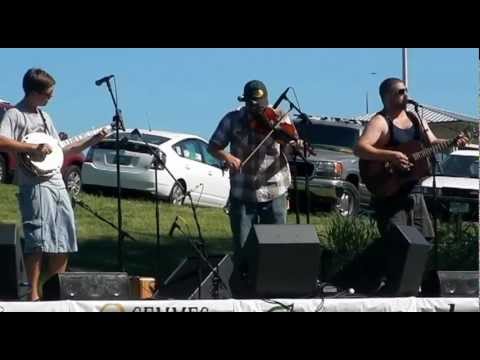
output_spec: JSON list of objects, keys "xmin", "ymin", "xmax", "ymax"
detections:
[{"xmin": 395, "ymin": 88, "xmax": 408, "ymax": 95}]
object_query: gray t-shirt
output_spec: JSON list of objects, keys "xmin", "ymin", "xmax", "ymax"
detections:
[{"xmin": 0, "ymin": 100, "xmax": 65, "ymax": 188}]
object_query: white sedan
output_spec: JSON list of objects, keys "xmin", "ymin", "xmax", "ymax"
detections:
[{"xmin": 81, "ymin": 129, "xmax": 230, "ymax": 208}]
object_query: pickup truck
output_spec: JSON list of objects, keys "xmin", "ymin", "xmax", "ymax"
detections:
[
  {"xmin": 419, "ymin": 145, "xmax": 479, "ymax": 221},
  {"xmin": 288, "ymin": 116, "xmax": 371, "ymax": 216}
]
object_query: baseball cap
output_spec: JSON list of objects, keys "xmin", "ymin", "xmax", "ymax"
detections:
[{"xmin": 237, "ymin": 80, "xmax": 269, "ymax": 107}]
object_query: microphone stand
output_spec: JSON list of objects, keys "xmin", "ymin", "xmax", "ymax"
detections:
[
  {"xmin": 412, "ymin": 103, "xmax": 439, "ymax": 271},
  {"xmin": 130, "ymin": 130, "xmax": 169, "ymax": 285},
  {"xmin": 132, "ymin": 130, "xmax": 224, "ymax": 299},
  {"xmin": 71, "ymin": 196, "xmax": 139, "ymax": 244},
  {"xmin": 170, "ymin": 218, "xmax": 230, "ymax": 299},
  {"xmin": 283, "ymin": 96, "xmax": 315, "ymax": 225},
  {"xmin": 99, "ymin": 76, "xmax": 127, "ymax": 272},
  {"xmin": 184, "ymin": 192, "xmax": 209, "ymax": 299},
  {"xmin": 291, "ymin": 151, "xmax": 301, "ymax": 224}
]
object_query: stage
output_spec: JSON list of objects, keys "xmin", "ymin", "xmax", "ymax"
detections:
[{"xmin": 0, "ymin": 297, "xmax": 478, "ymax": 312}]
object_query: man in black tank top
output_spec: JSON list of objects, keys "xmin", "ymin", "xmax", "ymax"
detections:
[{"xmin": 354, "ymin": 78, "xmax": 468, "ymax": 240}]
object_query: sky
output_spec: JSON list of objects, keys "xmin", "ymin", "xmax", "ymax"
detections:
[{"xmin": 0, "ymin": 48, "xmax": 478, "ymax": 141}]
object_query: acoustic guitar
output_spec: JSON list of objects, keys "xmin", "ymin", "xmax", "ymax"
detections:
[{"xmin": 359, "ymin": 130, "xmax": 475, "ymax": 198}]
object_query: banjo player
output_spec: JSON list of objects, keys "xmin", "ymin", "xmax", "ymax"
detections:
[{"xmin": 0, "ymin": 68, "xmax": 109, "ymax": 301}]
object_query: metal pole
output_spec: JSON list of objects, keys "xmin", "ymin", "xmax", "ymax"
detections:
[
  {"xmin": 365, "ymin": 91, "xmax": 369, "ymax": 114},
  {"xmin": 366, "ymin": 72, "xmax": 376, "ymax": 114},
  {"xmin": 402, "ymin": 48, "xmax": 408, "ymax": 88}
]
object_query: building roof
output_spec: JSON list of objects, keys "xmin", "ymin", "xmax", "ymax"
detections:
[{"xmin": 354, "ymin": 103, "xmax": 478, "ymax": 124}]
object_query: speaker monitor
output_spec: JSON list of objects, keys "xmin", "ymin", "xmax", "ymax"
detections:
[
  {"xmin": 158, "ymin": 254, "xmax": 234, "ymax": 300},
  {"xmin": 422, "ymin": 271, "xmax": 479, "ymax": 297},
  {"xmin": 42, "ymin": 272, "xmax": 131, "ymax": 300},
  {"xmin": 241, "ymin": 224, "xmax": 322, "ymax": 298},
  {"xmin": 0, "ymin": 223, "xmax": 29, "ymax": 301},
  {"xmin": 332, "ymin": 224, "xmax": 432, "ymax": 297}
]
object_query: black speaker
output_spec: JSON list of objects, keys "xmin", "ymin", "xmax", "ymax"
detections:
[
  {"xmin": 0, "ymin": 223, "xmax": 30, "ymax": 301},
  {"xmin": 332, "ymin": 224, "xmax": 432, "ymax": 297},
  {"xmin": 241, "ymin": 224, "xmax": 321, "ymax": 298},
  {"xmin": 158, "ymin": 254, "xmax": 234, "ymax": 300},
  {"xmin": 42, "ymin": 272, "xmax": 131, "ymax": 300},
  {"xmin": 422, "ymin": 271, "xmax": 479, "ymax": 297}
]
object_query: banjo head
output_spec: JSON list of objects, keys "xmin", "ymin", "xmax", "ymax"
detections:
[{"xmin": 22, "ymin": 132, "xmax": 64, "ymax": 176}]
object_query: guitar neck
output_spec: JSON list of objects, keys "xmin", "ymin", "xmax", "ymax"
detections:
[
  {"xmin": 411, "ymin": 138, "xmax": 455, "ymax": 161},
  {"xmin": 59, "ymin": 125, "xmax": 112, "ymax": 148}
]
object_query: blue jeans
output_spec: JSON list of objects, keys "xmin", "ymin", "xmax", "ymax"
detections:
[{"xmin": 229, "ymin": 194, "xmax": 287, "ymax": 265}]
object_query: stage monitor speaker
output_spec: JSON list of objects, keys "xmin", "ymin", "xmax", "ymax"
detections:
[
  {"xmin": 241, "ymin": 224, "xmax": 321, "ymax": 298},
  {"xmin": 332, "ymin": 224, "xmax": 432, "ymax": 297},
  {"xmin": 158, "ymin": 254, "xmax": 233, "ymax": 300},
  {"xmin": 42, "ymin": 272, "xmax": 131, "ymax": 300},
  {"xmin": 0, "ymin": 223, "xmax": 30, "ymax": 301},
  {"xmin": 422, "ymin": 271, "xmax": 479, "ymax": 297}
]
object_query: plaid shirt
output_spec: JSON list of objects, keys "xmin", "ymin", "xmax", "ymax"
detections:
[{"xmin": 209, "ymin": 107, "xmax": 291, "ymax": 203}]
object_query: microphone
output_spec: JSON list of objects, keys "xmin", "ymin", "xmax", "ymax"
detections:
[
  {"xmin": 273, "ymin": 87, "xmax": 290, "ymax": 109},
  {"xmin": 407, "ymin": 99, "xmax": 421, "ymax": 109},
  {"xmin": 95, "ymin": 74, "xmax": 114, "ymax": 86},
  {"xmin": 168, "ymin": 216, "xmax": 181, "ymax": 237}
]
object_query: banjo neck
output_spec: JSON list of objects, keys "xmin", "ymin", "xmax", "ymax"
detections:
[{"xmin": 59, "ymin": 125, "xmax": 113, "ymax": 148}]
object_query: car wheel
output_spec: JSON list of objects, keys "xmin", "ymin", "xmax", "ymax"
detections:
[
  {"xmin": 0, "ymin": 156, "xmax": 7, "ymax": 184},
  {"xmin": 169, "ymin": 182, "xmax": 185, "ymax": 205},
  {"xmin": 64, "ymin": 165, "xmax": 82, "ymax": 196},
  {"xmin": 335, "ymin": 187, "xmax": 359, "ymax": 217}
]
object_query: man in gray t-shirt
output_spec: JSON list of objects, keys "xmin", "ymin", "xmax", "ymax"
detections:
[{"xmin": 0, "ymin": 68, "xmax": 108, "ymax": 301}]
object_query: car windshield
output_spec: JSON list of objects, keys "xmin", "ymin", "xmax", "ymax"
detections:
[
  {"xmin": 296, "ymin": 123, "xmax": 358, "ymax": 153},
  {"xmin": 440, "ymin": 154, "xmax": 479, "ymax": 178},
  {"xmin": 108, "ymin": 132, "xmax": 170, "ymax": 145}
]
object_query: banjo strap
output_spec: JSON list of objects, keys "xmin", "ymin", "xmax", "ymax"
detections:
[{"xmin": 37, "ymin": 108, "xmax": 50, "ymax": 136}]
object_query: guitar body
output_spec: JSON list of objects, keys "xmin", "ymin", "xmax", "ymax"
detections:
[{"xmin": 359, "ymin": 140, "xmax": 431, "ymax": 198}]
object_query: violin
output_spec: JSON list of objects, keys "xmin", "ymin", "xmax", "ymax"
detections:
[
  {"xmin": 248, "ymin": 106, "xmax": 299, "ymax": 145},
  {"xmin": 241, "ymin": 106, "xmax": 315, "ymax": 171}
]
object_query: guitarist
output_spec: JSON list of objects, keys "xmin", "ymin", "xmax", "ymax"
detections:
[
  {"xmin": 0, "ymin": 68, "xmax": 108, "ymax": 301},
  {"xmin": 354, "ymin": 77, "xmax": 469, "ymax": 239}
]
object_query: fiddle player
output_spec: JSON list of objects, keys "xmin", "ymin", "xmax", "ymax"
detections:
[{"xmin": 208, "ymin": 80, "xmax": 304, "ymax": 274}]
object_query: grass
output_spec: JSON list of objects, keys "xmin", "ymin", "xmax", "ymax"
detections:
[
  {"xmin": 1, "ymin": 183, "xmax": 477, "ymax": 284},
  {"xmin": 0, "ymin": 184, "xmax": 331, "ymax": 282}
]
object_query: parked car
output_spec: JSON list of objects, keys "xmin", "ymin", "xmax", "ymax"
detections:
[
  {"xmin": 81, "ymin": 129, "xmax": 230, "ymax": 208},
  {"xmin": 0, "ymin": 99, "xmax": 85, "ymax": 195},
  {"xmin": 288, "ymin": 116, "xmax": 371, "ymax": 216},
  {"xmin": 420, "ymin": 144, "xmax": 479, "ymax": 221}
]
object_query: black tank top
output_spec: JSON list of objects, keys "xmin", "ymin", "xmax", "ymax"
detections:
[
  {"xmin": 375, "ymin": 110, "xmax": 424, "ymax": 198},
  {"xmin": 378, "ymin": 110, "xmax": 421, "ymax": 146}
]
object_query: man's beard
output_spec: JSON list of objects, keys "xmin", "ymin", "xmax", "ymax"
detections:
[{"xmin": 392, "ymin": 99, "xmax": 407, "ymax": 111}]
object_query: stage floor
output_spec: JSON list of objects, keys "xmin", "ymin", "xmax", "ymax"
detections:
[{"xmin": 1, "ymin": 297, "xmax": 478, "ymax": 312}]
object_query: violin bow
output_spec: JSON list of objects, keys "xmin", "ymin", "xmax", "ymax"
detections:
[{"xmin": 239, "ymin": 108, "xmax": 294, "ymax": 172}]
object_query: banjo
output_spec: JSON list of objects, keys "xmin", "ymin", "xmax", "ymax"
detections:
[{"xmin": 20, "ymin": 123, "xmax": 115, "ymax": 178}]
